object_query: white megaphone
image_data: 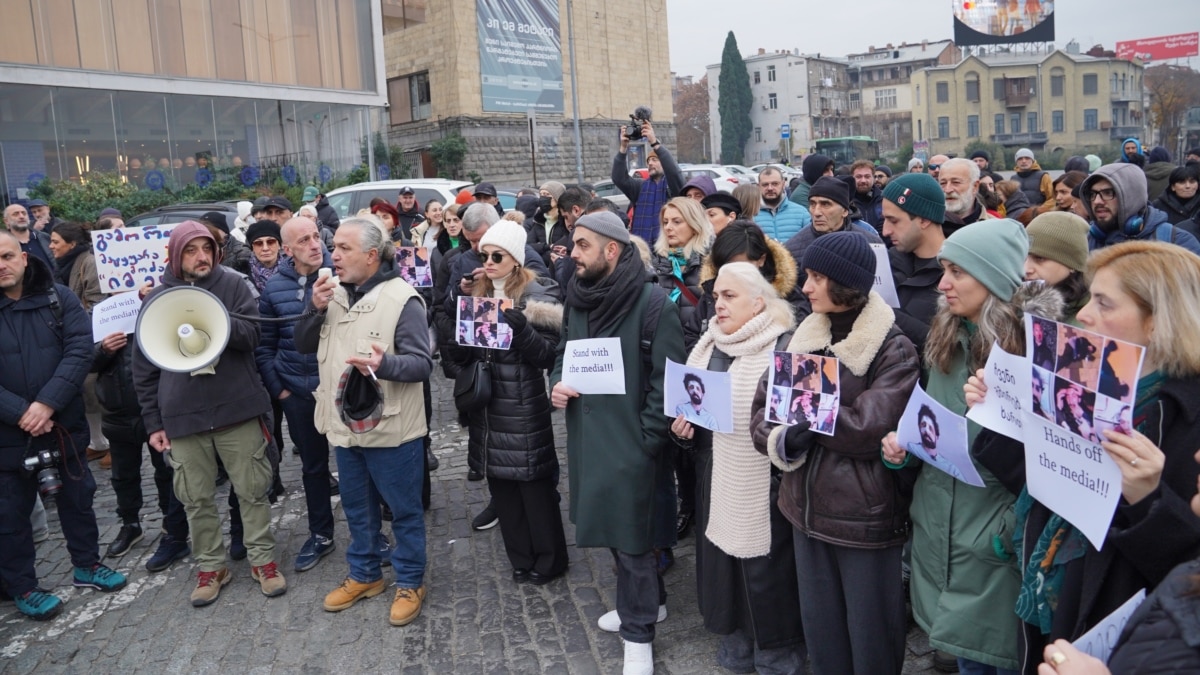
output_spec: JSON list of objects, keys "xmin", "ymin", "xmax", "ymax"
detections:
[{"xmin": 135, "ymin": 286, "xmax": 231, "ymax": 376}]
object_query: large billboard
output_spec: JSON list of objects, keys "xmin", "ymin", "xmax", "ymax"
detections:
[
  {"xmin": 1116, "ymin": 33, "xmax": 1200, "ymax": 62},
  {"xmin": 953, "ymin": 0, "xmax": 1055, "ymax": 47},
  {"xmin": 477, "ymin": 0, "xmax": 564, "ymax": 114}
]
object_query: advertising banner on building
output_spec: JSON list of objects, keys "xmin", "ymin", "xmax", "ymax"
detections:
[
  {"xmin": 1116, "ymin": 33, "xmax": 1200, "ymax": 62},
  {"xmin": 477, "ymin": 0, "xmax": 564, "ymax": 113},
  {"xmin": 952, "ymin": 0, "xmax": 1054, "ymax": 47}
]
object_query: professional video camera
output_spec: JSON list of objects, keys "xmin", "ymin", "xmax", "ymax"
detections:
[
  {"xmin": 23, "ymin": 447, "xmax": 63, "ymax": 498},
  {"xmin": 624, "ymin": 106, "xmax": 653, "ymax": 140}
]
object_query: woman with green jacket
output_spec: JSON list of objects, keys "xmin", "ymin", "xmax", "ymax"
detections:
[{"xmin": 883, "ymin": 220, "xmax": 1064, "ymax": 674}]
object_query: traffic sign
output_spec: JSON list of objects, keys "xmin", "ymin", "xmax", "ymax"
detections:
[{"xmin": 780, "ymin": 123, "xmax": 791, "ymax": 139}]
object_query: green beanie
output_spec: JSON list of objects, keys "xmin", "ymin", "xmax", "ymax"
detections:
[
  {"xmin": 883, "ymin": 173, "xmax": 946, "ymax": 224},
  {"xmin": 938, "ymin": 219, "xmax": 1028, "ymax": 300},
  {"xmin": 1026, "ymin": 212, "xmax": 1090, "ymax": 273}
]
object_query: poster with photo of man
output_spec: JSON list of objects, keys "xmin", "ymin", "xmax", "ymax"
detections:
[
  {"xmin": 456, "ymin": 296, "xmax": 514, "ymax": 350},
  {"xmin": 663, "ymin": 359, "xmax": 733, "ymax": 432},
  {"xmin": 396, "ymin": 246, "xmax": 433, "ymax": 287},
  {"xmin": 767, "ymin": 352, "xmax": 840, "ymax": 436},
  {"xmin": 897, "ymin": 384, "xmax": 983, "ymax": 486}
]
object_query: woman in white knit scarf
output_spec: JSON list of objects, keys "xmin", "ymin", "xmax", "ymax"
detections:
[{"xmin": 670, "ymin": 262, "xmax": 806, "ymax": 674}]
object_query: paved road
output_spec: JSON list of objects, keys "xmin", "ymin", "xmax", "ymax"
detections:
[{"xmin": 1, "ymin": 373, "xmax": 941, "ymax": 674}]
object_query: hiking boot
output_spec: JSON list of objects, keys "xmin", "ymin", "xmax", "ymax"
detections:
[
  {"xmin": 471, "ymin": 503, "xmax": 498, "ymax": 531},
  {"xmin": 324, "ymin": 577, "xmax": 386, "ymax": 612},
  {"xmin": 294, "ymin": 535, "xmax": 335, "ymax": 573},
  {"xmin": 251, "ymin": 561, "xmax": 287, "ymax": 597},
  {"xmin": 106, "ymin": 523, "xmax": 143, "ymax": 559},
  {"xmin": 622, "ymin": 639, "xmax": 654, "ymax": 675},
  {"xmin": 146, "ymin": 535, "xmax": 191, "ymax": 572},
  {"xmin": 73, "ymin": 564, "xmax": 127, "ymax": 592},
  {"xmin": 98, "ymin": 452, "xmax": 112, "ymax": 469},
  {"xmin": 598, "ymin": 604, "xmax": 667, "ymax": 633},
  {"xmin": 191, "ymin": 568, "xmax": 232, "ymax": 607},
  {"xmin": 389, "ymin": 586, "xmax": 426, "ymax": 626},
  {"xmin": 15, "ymin": 589, "xmax": 63, "ymax": 621},
  {"xmin": 85, "ymin": 447, "xmax": 108, "ymax": 462}
]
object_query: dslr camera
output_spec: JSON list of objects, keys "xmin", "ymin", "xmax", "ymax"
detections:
[
  {"xmin": 23, "ymin": 447, "xmax": 63, "ymax": 498},
  {"xmin": 624, "ymin": 106, "xmax": 653, "ymax": 140}
]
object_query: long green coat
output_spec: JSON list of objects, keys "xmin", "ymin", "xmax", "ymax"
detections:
[
  {"xmin": 909, "ymin": 328, "xmax": 1021, "ymax": 670},
  {"xmin": 550, "ymin": 283, "xmax": 684, "ymax": 555}
]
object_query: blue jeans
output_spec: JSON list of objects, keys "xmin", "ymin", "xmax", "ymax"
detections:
[
  {"xmin": 279, "ymin": 394, "xmax": 334, "ymax": 539},
  {"xmin": 957, "ymin": 658, "xmax": 1018, "ymax": 675},
  {"xmin": 335, "ymin": 438, "xmax": 425, "ymax": 587}
]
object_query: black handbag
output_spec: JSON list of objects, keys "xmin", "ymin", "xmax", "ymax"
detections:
[{"xmin": 454, "ymin": 357, "xmax": 492, "ymax": 412}]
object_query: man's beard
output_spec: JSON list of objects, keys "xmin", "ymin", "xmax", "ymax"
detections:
[
  {"xmin": 946, "ymin": 191, "xmax": 976, "ymax": 216},
  {"xmin": 762, "ymin": 193, "xmax": 782, "ymax": 207},
  {"xmin": 689, "ymin": 392, "xmax": 703, "ymax": 405},
  {"xmin": 8, "ymin": 222, "xmax": 28, "ymax": 233},
  {"xmin": 183, "ymin": 267, "xmax": 212, "ymax": 282},
  {"xmin": 575, "ymin": 258, "xmax": 608, "ymax": 282}
]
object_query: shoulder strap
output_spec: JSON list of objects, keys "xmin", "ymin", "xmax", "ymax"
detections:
[
  {"xmin": 669, "ymin": 276, "xmax": 699, "ymax": 306},
  {"xmin": 639, "ymin": 285, "xmax": 668, "ymax": 394},
  {"xmin": 46, "ymin": 285, "xmax": 63, "ymax": 329}
]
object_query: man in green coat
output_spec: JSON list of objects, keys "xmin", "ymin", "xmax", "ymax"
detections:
[{"xmin": 551, "ymin": 211, "xmax": 684, "ymax": 675}]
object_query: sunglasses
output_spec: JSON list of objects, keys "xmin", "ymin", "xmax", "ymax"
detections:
[
  {"xmin": 484, "ymin": 251, "xmax": 509, "ymax": 264},
  {"xmin": 927, "ymin": 164, "xmax": 941, "ymax": 171}
]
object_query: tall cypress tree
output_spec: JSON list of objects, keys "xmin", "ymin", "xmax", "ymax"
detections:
[{"xmin": 717, "ymin": 31, "xmax": 752, "ymax": 165}]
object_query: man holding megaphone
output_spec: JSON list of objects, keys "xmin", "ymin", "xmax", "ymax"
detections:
[{"xmin": 132, "ymin": 221, "xmax": 286, "ymax": 608}]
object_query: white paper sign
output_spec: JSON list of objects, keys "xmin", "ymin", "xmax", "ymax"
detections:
[
  {"xmin": 1073, "ymin": 589, "xmax": 1145, "ymax": 662},
  {"xmin": 663, "ymin": 359, "xmax": 733, "ymax": 432},
  {"xmin": 91, "ymin": 224, "xmax": 176, "ymax": 294},
  {"xmin": 967, "ymin": 341, "xmax": 1031, "ymax": 441},
  {"xmin": 91, "ymin": 293, "xmax": 143, "ymax": 342},
  {"xmin": 870, "ymin": 243, "xmax": 900, "ymax": 308},
  {"xmin": 560, "ymin": 338, "xmax": 625, "ymax": 394},
  {"xmin": 897, "ymin": 384, "xmax": 985, "ymax": 486}
]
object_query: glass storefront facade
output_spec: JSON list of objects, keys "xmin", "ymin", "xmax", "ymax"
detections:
[{"xmin": 0, "ymin": 84, "xmax": 377, "ymax": 199}]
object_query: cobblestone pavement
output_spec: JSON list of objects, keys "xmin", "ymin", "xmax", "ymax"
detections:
[{"xmin": 1, "ymin": 372, "xmax": 941, "ymax": 674}]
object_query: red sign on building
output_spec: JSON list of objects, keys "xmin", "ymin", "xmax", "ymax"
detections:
[{"xmin": 1116, "ymin": 33, "xmax": 1199, "ymax": 62}]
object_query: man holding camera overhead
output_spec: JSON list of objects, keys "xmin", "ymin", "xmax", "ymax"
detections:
[
  {"xmin": 611, "ymin": 111, "xmax": 686, "ymax": 243},
  {"xmin": 0, "ymin": 231, "xmax": 126, "ymax": 621},
  {"xmin": 132, "ymin": 221, "xmax": 285, "ymax": 608}
]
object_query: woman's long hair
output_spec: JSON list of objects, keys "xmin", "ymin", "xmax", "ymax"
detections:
[
  {"xmin": 474, "ymin": 265, "xmax": 537, "ymax": 303},
  {"xmin": 925, "ymin": 293, "xmax": 1025, "ymax": 374}
]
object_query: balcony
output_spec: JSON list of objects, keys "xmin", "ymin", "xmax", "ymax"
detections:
[
  {"xmin": 1004, "ymin": 90, "xmax": 1031, "ymax": 107},
  {"xmin": 990, "ymin": 132, "xmax": 1049, "ymax": 147},
  {"xmin": 1110, "ymin": 90, "xmax": 1141, "ymax": 103},
  {"xmin": 1109, "ymin": 125, "xmax": 1142, "ymax": 140}
]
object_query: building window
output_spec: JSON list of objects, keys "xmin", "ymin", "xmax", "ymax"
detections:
[
  {"xmin": 1083, "ymin": 74, "xmax": 1098, "ymax": 95},
  {"xmin": 767, "ymin": 65, "xmax": 776, "ymax": 82},
  {"xmin": 849, "ymin": 92, "xmax": 860, "ymax": 110},
  {"xmin": 995, "ymin": 113, "xmax": 1005, "ymax": 134},
  {"xmin": 936, "ymin": 82, "xmax": 950, "ymax": 103},
  {"xmin": 875, "ymin": 88, "xmax": 897, "ymax": 110},
  {"xmin": 1011, "ymin": 113, "xmax": 1021, "ymax": 134},
  {"xmin": 967, "ymin": 115, "xmax": 980, "ymax": 138},
  {"xmin": 938, "ymin": 116, "xmax": 950, "ymax": 139},
  {"xmin": 387, "ymin": 72, "xmax": 431, "ymax": 125},
  {"xmin": 1052, "ymin": 110, "xmax": 1064, "ymax": 132},
  {"xmin": 1027, "ymin": 112, "xmax": 1037, "ymax": 133},
  {"xmin": 965, "ymin": 79, "xmax": 980, "ymax": 102},
  {"xmin": 754, "ymin": 71, "xmax": 760, "ymax": 85},
  {"xmin": 755, "ymin": 127, "xmax": 762, "ymax": 142},
  {"xmin": 768, "ymin": 93, "xmax": 778, "ymax": 109},
  {"xmin": 1051, "ymin": 74, "xmax": 1065, "ymax": 97},
  {"xmin": 1084, "ymin": 108, "xmax": 1099, "ymax": 130},
  {"xmin": 994, "ymin": 79, "xmax": 1005, "ymax": 100}
]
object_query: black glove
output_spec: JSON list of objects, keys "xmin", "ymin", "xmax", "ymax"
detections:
[
  {"xmin": 782, "ymin": 420, "xmax": 817, "ymax": 463},
  {"xmin": 502, "ymin": 308, "xmax": 528, "ymax": 333}
]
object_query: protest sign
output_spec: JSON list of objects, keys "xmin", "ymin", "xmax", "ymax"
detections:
[
  {"xmin": 1073, "ymin": 590, "xmax": 1145, "ymax": 663},
  {"xmin": 92, "ymin": 224, "xmax": 176, "ymax": 293},
  {"xmin": 396, "ymin": 247, "xmax": 433, "ymax": 287},
  {"xmin": 766, "ymin": 352, "xmax": 839, "ymax": 435},
  {"xmin": 560, "ymin": 338, "xmax": 624, "ymax": 394},
  {"xmin": 897, "ymin": 384, "xmax": 984, "ymax": 486},
  {"xmin": 967, "ymin": 341, "xmax": 1030, "ymax": 441},
  {"xmin": 455, "ymin": 296, "xmax": 514, "ymax": 350},
  {"xmin": 870, "ymin": 243, "xmax": 900, "ymax": 308},
  {"xmin": 91, "ymin": 293, "xmax": 143, "ymax": 342},
  {"xmin": 663, "ymin": 359, "xmax": 733, "ymax": 432},
  {"xmin": 1022, "ymin": 313, "xmax": 1144, "ymax": 549}
]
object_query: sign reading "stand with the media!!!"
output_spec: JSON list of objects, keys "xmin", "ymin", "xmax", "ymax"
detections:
[{"xmin": 477, "ymin": 0, "xmax": 564, "ymax": 113}]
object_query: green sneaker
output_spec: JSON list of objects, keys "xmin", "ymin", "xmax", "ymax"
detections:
[
  {"xmin": 73, "ymin": 564, "xmax": 127, "ymax": 592},
  {"xmin": 15, "ymin": 589, "xmax": 64, "ymax": 621}
]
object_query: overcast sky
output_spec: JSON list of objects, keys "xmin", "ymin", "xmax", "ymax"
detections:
[{"xmin": 665, "ymin": 0, "xmax": 1198, "ymax": 78}]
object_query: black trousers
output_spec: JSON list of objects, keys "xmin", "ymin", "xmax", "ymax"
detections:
[
  {"xmin": 609, "ymin": 548, "xmax": 667, "ymax": 644},
  {"xmin": 487, "ymin": 475, "xmax": 567, "ymax": 576},
  {"xmin": 106, "ymin": 415, "xmax": 188, "ymax": 539},
  {"xmin": 278, "ymin": 393, "xmax": 334, "ymax": 539}
]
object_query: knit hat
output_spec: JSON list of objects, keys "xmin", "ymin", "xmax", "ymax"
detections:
[
  {"xmin": 802, "ymin": 231, "xmax": 876, "ymax": 295},
  {"xmin": 1026, "ymin": 212, "xmax": 1090, "ymax": 273},
  {"xmin": 575, "ymin": 211, "xmax": 631, "ymax": 245},
  {"xmin": 801, "ymin": 154, "xmax": 834, "ymax": 185},
  {"xmin": 875, "ymin": 165, "xmax": 892, "ymax": 178},
  {"xmin": 1086, "ymin": 154, "xmax": 1103, "ymax": 172},
  {"xmin": 1148, "ymin": 146, "xmax": 1171, "ymax": 164},
  {"xmin": 809, "ymin": 176, "xmax": 850, "ymax": 211},
  {"xmin": 1063, "ymin": 156, "xmax": 1090, "ymax": 174},
  {"xmin": 907, "ymin": 158, "xmax": 925, "ymax": 171},
  {"xmin": 938, "ymin": 219, "xmax": 1028, "ymax": 300},
  {"xmin": 539, "ymin": 181, "xmax": 566, "ymax": 201},
  {"xmin": 1015, "ymin": 148, "xmax": 1035, "ymax": 161},
  {"xmin": 245, "ymin": 220, "xmax": 281, "ymax": 245},
  {"xmin": 478, "ymin": 220, "xmax": 527, "ymax": 266},
  {"xmin": 98, "ymin": 207, "xmax": 122, "ymax": 218},
  {"xmin": 302, "ymin": 186, "xmax": 319, "ymax": 202},
  {"xmin": 883, "ymin": 173, "xmax": 946, "ymax": 224},
  {"xmin": 969, "ymin": 150, "xmax": 991, "ymax": 164},
  {"xmin": 200, "ymin": 211, "xmax": 230, "ymax": 234}
]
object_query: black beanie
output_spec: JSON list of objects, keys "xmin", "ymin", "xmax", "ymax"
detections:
[
  {"xmin": 200, "ymin": 211, "xmax": 230, "ymax": 234},
  {"xmin": 809, "ymin": 176, "xmax": 851, "ymax": 211},
  {"xmin": 245, "ymin": 220, "xmax": 281, "ymax": 244},
  {"xmin": 801, "ymin": 154, "xmax": 834, "ymax": 185},
  {"xmin": 969, "ymin": 150, "xmax": 991, "ymax": 164},
  {"xmin": 802, "ymin": 231, "xmax": 875, "ymax": 295}
]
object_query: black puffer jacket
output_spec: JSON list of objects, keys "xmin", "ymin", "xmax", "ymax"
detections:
[
  {"xmin": 1106, "ymin": 558, "xmax": 1200, "ymax": 674},
  {"xmin": 465, "ymin": 280, "xmax": 564, "ymax": 481},
  {"xmin": 888, "ymin": 249, "xmax": 943, "ymax": 356},
  {"xmin": 1154, "ymin": 191, "xmax": 1200, "ymax": 225},
  {"xmin": 651, "ymin": 250, "xmax": 703, "ymax": 333}
]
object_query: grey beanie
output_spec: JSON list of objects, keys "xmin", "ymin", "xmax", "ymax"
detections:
[{"xmin": 575, "ymin": 211, "xmax": 630, "ymax": 245}]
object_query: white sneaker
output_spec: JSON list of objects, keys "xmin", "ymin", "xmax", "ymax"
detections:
[
  {"xmin": 622, "ymin": 639, "xmax": 654, "ymax": 675},
  {"xmin": 598, "ymin": 604, "xmax": 667, "ymax": 632}
]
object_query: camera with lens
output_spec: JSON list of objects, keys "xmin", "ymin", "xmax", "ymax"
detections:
[
  {"xmin": 23, "ymin": 448, "xmax": 63, "ymax": 498},
  {"xmin": 624, "ymin": 106, "xmax": 653, "ymax": 140}
]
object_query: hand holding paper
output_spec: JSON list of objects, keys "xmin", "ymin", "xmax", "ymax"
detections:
[
  {"xmin": 1100, "ymin": 429, "xmax": 1165, "ymax": 505},
  {"xmin": 964, "ymin": 368, "xmax": 988, "ymax": 408}
]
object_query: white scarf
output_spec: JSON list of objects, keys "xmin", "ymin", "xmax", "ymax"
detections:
[{"xmin": 688, "ymin": 311, "xmax": 787, "ymax": 558}]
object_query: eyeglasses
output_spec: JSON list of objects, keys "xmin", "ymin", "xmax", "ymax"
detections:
[
  {"xmin": 874, "ymin": 173, "xmax": 887, "ymax": 179},
  {"xmin": 485, "ymin": 251, "xmax": 508, "ymax": 264},
  {"xmin": 252, "ymin": 239, "xmax": 278, "ymax": 248},
  {"xmin": 1087, "ymin": 188, "xmax": 1117, "ymax": 202}
]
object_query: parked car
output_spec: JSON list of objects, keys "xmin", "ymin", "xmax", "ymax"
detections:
[
  {"xmin": 722, "ymin": 165, "xmax": 759, "ymax": 183},
  {"xmin": 324, "ymin": 179, "xmax": 472, "ymax": 219},
  {"xmin": 749, "ymin": 163, "xmax": 802, "ymax": 181},
  {"xmin": 592, "ymin": 179, "xmax": 631, "ymax": 211},
  {"xmin": 125, "ymin": 202, "xmax": 240, "ymax": 229},
  {"xmin": 678, "ymin": 164, "xmax": 749, "ymax": 193}
]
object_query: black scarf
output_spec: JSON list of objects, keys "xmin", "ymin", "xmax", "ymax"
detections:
[
  {"xmin": 54, "ymin": 245, "xmax": 87, "ymax": 285},
  {"xmin": 566, "ymin": 244, "xmax": 647, "ymax": 337}
]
